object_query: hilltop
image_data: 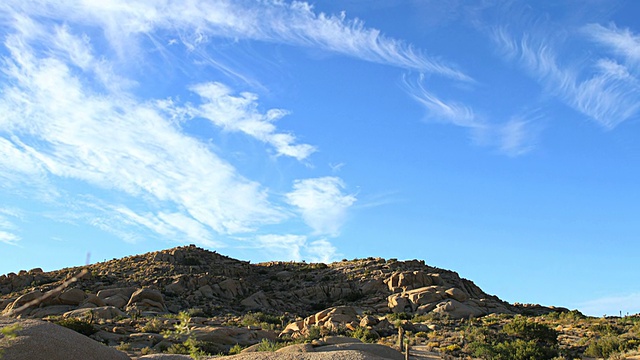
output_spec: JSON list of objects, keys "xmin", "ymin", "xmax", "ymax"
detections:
[
  {"xmin": 3, "ymin": 246, "xmax": 639, "ymax": 359},
  {"xmin": 1, "ymin": 245, "xmax": 557, "ymax": 320}
]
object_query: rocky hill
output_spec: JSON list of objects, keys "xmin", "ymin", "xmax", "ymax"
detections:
[
  {"xmin": 0, "ymin": 245, "xmax": 574, "ymax": 359},
  {"xmin": 0, "ymin": 245, "xmax": 561, "ymax": 321}
]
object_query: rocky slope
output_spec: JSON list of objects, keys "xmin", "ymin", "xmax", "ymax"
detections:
[
  {"xmin": 0, "ymin": 245, "xmax": 570, "ymax": 358},
  {"xmin": 0, "ymin": 245, "xmax": 560, "ymax": 321}
]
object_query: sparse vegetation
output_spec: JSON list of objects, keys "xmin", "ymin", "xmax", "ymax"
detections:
[{"xmin": 55, "ymin": 318, "xmax": 97, "ymax": 336}]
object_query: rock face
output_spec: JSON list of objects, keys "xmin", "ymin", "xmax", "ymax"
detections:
[
  {"xmin": 0, "ymin": 316, "xmax": 129, "ymax": 360},
  {"xmin": 0, "ymin": 245, "xmax": 524, "ymax": 321}
]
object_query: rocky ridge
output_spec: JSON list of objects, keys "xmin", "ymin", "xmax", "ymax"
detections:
[
  {"xmin": 0, "ymin": 245, "xmax": 561, "ymax": 321},
  {"xmin": 0, "ymin": 245, "xmax": 568, "ymax": 358}
]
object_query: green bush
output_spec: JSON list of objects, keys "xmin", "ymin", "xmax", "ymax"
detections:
[
  {"xmin": 349, "ymin": 326, "xmax": 379, "ymax": 343},
  {"xmin": 584, "ymin": 335, "xmax": 625, "ymax": 358},
  {"xmin": 502, "ymin": 317, "xmax": 558, "ymax": 346},
  {"xmin": 387, "ymin": 312, "xmax": 411, "ymax": 321},
  {"xmin": 241, "ymin": 312, "xmax": 281, "ymax": 327},
  {"xmin": 55, "ymin": 318, "xmax": 97, "ymax": 336},
  {"xmin": 256, "ymin": 338, "xmax": 286, "ymax": 352},
  {"xmin": 228, "ymin": 344, "xmax": 243, "ymax": 355},
  {"xmin": 166, "ymin": 336, "xmax": 207, "ymax": 359},
  {"xmin": 464, "ymin": 317, "xmax": 559, "ymax": 360}
]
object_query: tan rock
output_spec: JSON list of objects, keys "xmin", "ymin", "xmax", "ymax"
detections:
[
  {"xmin": 58, "ymin": 288, "xmax": 86, "ymax": 305},
  {"xmin": 3, "ymin": 290, "xmax": 43, "ymax": 315},
  {"xmin": 432, "ymin": 299, "xmax": 485, "ymax": 319},
  {"xmin": 0, "ymin": 317, "xmax": 129, "ymax": 360},
  {"xmin": 63, "ymin": 306, "xmax": 127, "ymax": 320},
  {"xmin": 445, "ymin": 287, "xmax": 469, "ymax": 302},
  {"xmin": 126, "ymin": 288, "xmax": 166, "ymax": 313}
]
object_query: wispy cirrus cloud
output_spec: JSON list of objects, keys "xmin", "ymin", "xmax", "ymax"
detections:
[
  {"xmin": 192, "ymin": 82, "xmax": 316, "ymax": 160},
  {"xmin": 491, "ymin": 22, "xmax": 640, "ymax": 129},
  {"xmin": 584, "ymin": 23, "xmax": 640, "ymax": 66},
  {"xmin": 401, "ymin": 74, "xmax": 540, "ymax": 156},
  {"xmin": 0, "ymin": 0, "xmax": 470, "ymax": 82},
  {"xmin": 0, "ymin": 3, "xmax": 361, "ymax": 261},
  {"xmin": 0, "ymin": 208, "xmax": 22, "ymax": 246},
  {"xmin": 0, "ymin": 17, "xmax": 283, "ymax": 244},
  {"xmin": 286, "ymin": 177, "xmax": 356, "ymax": 237}
]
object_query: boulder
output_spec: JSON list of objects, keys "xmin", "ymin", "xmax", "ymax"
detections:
[
  {"xmin": 432, "ymin": 299, "xmax": 485, "ymax": 319},
  {"xmin": 97, "ymin": 287, "xmax": 137, "ymax": 309},
  {"xmin": 445, "ymin": 287, "xmax": 469, "ymax": 302},
  {"xmin": 63, "ymin": 306, "xmax": 127, "ymax": 320},
  {"xmin": 3, "ymin": 290, "xmax": 43, "ymax": 315},
  {"xmin": 384, "ymin": 271, "xmax": 435, "ymax": 292},
  {"xmin": 58, "ymin": 288, "xmax": 86, "ymax": 306},
  {"xmin": 29, "ymin": 305, "xmax": 73, "ymax": 318},
  {"xmin": 0, "ymin": 317, "xmax": 129, "ymax": 360},
  {"xmin": 126, "ymin": 288, "xmax": 166, "ymax": 313}
]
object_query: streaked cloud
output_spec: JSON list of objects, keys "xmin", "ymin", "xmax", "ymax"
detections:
[
  {"xmin": 584, "ymin": 23, "xmax": 640, "ymax": 66},
  {"xmin": 0, "ymin": 209, "xmax": 21, "ymax": 246},
  {"xmin": 0, "ymin": 17, "xmax": 284, "ymax": 245},
  {"xmin": 0, "ymin": 0, "xmax": 469, "ymax": 81},
  {"xmin": 192, "ymin": 82, "xmax": 316, "ymax": 160},
  {"xmin": 254, "ymin": 234, "xmax": 307, "ymax": 261},
  {"xmin": 491, "ymin": 23, "xmax": 640, "ymax": 129},
  {"xmin": 402, "ymin": 74, "xmax": 540, "ymax": 156},
  {"xmin": 286, "ymin": 177, "xmax": 356, "ymax": 237},
  {"xmin": 401, "ymin": 74, "xmax": 479, "ymax": 128}
]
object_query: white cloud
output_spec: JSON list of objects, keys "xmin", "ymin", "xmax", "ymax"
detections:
[
  {"xmin": 584, "ymin": 23, "xmax": 640, "ymax": 67},
  {"xmin": 402, "ymin": 74, "xmax": 480, "ymax": 128},
  {"xmin": 0, "ymin": 0, "xmax": 469, "ymax": 81},
  {"xmin": 0, "ymin": 18, "xmax": 285, "ymax": 246},
  {"xmin": 252, "ymin": 235, "xmax": 339, "ymax": 263},
  {"xmin": 305, "ymin": 238, "xmax": 339, "ymax": 263},
  {"xmin": 492, "ymin": 25, "xmax": 640, "ymax": 129},
  {"xmin": 0, "ymin": 209, "xmax": 21, "ymax": 246},
  {"xmin": 577, "ymin": 293, "xmax": 640, "ymax": 317},
  {"xmin": 402, "ymin": 74, "xmax": 541, "ymax": 156},
  {"xmin": 255, "ymin": 234, "xmax": 307, "ymax": 261},
  {"xmin": 192, "ymin": 82, "xmax": 316, "ymax": 160},
  {"xmin": 286, "ymin": 177, "xmax": 356, "ymax": 237}
]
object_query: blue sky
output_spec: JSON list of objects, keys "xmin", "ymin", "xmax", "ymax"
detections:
[{"xmin": 0, "ymin": 0, "xmax": 639, "ymax": 317}]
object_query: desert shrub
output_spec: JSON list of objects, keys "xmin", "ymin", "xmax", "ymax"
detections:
[
  {"xmin": 349, "ymin": 326, "xmax": 379, "ymax": 343},
  {"xmin": 559, "ymin": 309, "xmax": 586, "ymax": 322},
  {"xmin": 464, "ymin": 318, "xmax": 559, "ymax": 360},
  {"xmin": 493, "ymin": 339, "xmax": 556, "ymax": 360},
  {"xmin": 138, "ymin": 318, "xmax": 163, "ymax": 333},
  {"xmin": 186, "ymin": 308, "xmax": 206, "ymax": 317},
  {"xmin": 0, "ymin": 324, "xmax": 21, "ymax": 338},
  {"xmin": 256, "ymin": 338, "xmax": 287, "ymax": 352},
  {"xmin": 116, "ymin": 342, "xmax": 131, "ymax": 351},
  {"xmin": 174, "ymin": 312, "xmax": 192, "ymax": 334},
  {"xmin": 584, "ymin": 335, "xmax": 627, "ymax": 358},
  {"xmin": 387, "ymin": 312, "xmax": 411, "ymax": 321},
  {"xmin": 166, "ymin": 336, "xmax": 207, "ymax": 359},
  {"xmin": 305, "ymin": 325, "xmax": 322, "ymax": 341},
  {"xmin": 228, "ymin": 344, "xmax": 243, "ymax": 355},
  {"xmin": 590, "ymin": 322, "xmax": 624, "ymax": 336},
  {"xmin": 241, "ymin": 312, "xmax": 280, "ymax": 327},
  {"xmin": 55, "ymin": 318, "xmax": 97, "ymax": 336},
  {"xmin": 415, "ymin": 331, "xmax": 430, "ymax": 338},
  {"xmin": 502, "ymin": 316, "xmax": 558, "ymax": 346},
  {"xmin": 443, "ymin": 344, "xmax": 461, "ymax": 353}
]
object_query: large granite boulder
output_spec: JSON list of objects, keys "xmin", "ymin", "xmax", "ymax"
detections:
[{"xmin": 0, "ymin": 316, "xmax": 129, "ymax": 360}]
